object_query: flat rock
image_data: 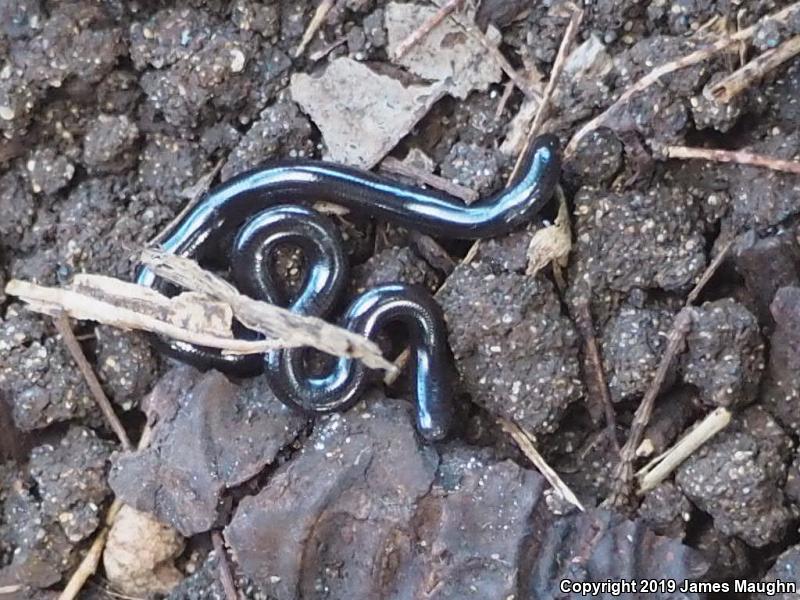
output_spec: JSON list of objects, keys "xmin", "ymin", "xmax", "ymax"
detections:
[
  {"xmin": 109, "ymin": 367, "xmax": 305, "ymax": 536},
  {"xmin": 385, "ymin": 2, "xmax": 502, "ymax": 100},
  {"xmin": 734, "ymin": 230, "xmax": 800, "ymax": 325},
  {"xmin": 226, "ymin": 394, "xmax": 706, "ymax": 599},
  {"xmin": 290, "ymin": 57, "xmax": 445, "ymax": 168},
  {"xmin": 226, "ymin": 395, "xmax": 439, "ymax": 598}
]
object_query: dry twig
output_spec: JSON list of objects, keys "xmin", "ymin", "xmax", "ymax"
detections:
[
  {"xmin": 686, "ymin": 239, "xmax": 734, "ymax": 304},
  {"xmin": 59, "ymin": 426, "xmax": 153, "ymax": 600},
  {"xmin": 565, "ymin": 1, "xmax": 800, "ymax": 156},
  {"xmin": 500, "ymin": 418, "xmax": 585, "ymax": 512},
  {"xmin": 605, "ymin": 236, "xmax": 735, "ymax": 507},
  {"xmin": 665, "ymin": 144, "xmax": 800, "ymax": 176},
  {"xmin": 707, "ymin": 34, "xmax": 800, "ymax": 102},
  {"xmin": 393, "ymin": 0, "xmax": 464, "ymax": 59},
  {"xmin": 295, "ymin": 0, "xmax": 336, "ymax": 58},
  {"xmin": 54, "ymin": 314, "xmax": 132, "ymax": 451},
  {"xmin": 574, "ymin": 300, "xmax": 620, "ymax": 454},
  {"xmin": 380, "ymin": 156, "xmax": 479, "ymax": 203},
  {"xmin": 637, "ymin": 407, "xmax": 732, "ymax": 493},
  {"xmin": 511, "ymin": 5, "xmax": 584, "ymax": 178},
  {"xmin": 7, "ymin": 277, "xmax": 288, "ymax": 355},
  {"xmin": 59, "ymin": 505, "xmax": 118, "ymax": 600},
  {"xmin": 6, "ymin": 260, "xmax": 393, "ymax": 373},
  {"xmin": 212, "ymin": 532, "xmax": 239, "ymax": 600},
  {"xmin": 604, "ymin": 308, "xmax": 695, "ymax": 509},
  {"xmin": 0, "ymin": 586, "xmax": 22, "ymax": 595}
]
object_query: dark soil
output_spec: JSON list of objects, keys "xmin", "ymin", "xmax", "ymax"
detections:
[{"xmin": 2, "ymin": 1, "xmax": 800, "ymax": 599}]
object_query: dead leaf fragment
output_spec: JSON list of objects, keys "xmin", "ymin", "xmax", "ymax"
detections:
[
  {"xmin": 385, "ymin": 2, "xmax": 503, "ymax": 99},
  {"xmin": 290, "ymin": 57, "xmax": 446, "ymax": 168},
  {"xmin": 526, "ymin": 190, "xmax": 573, "ymax": 276}
]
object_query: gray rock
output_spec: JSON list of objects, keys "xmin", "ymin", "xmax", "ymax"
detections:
[{"xmin": 110, "ymin": 367, "xmax": 305, "ymax": 536}]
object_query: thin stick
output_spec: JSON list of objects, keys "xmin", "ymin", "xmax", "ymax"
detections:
[
  {"xmin": 604, "ymin": 308, "xmax": 695, "ymax": 509},
  {"xmin": 500, "ymin": 418, "xmax": 585, "ymax": 512},
  {"xmin": 511, "ymin": 6, "xmax": 584, "ymax": 179},
  {"xmin": 565, "ymin": 1, "xmax": 800, "ymax": 156},
  {"xmin": 58, "ymin": 513, "xmax": 115, "ymax": 600},
  {"xmin": 442, "ymin": 8, "xmax": 541, "ymax": 102},
  {"xmin": 8, "ymin": 267, "xmax": 393, "ymax": 372},
  {"xmin": 8, "ymin": 279, "xmax": 285, "ymax": 355},
  {"xmin": 495, "ymin": 79, "xmax": 515, "ymax": 118},
  {"xmin": 604, "ymin": 229, "xmax": 743, "ymax": 506},
  {"xmin": 212, "ymin": 532, "xmax": 238, "ymax": 600},
  {"xmin": 665, "ymin": 145, "xmax": 800, "ymax": 176},
  {"xmin": 54, "ymin": 313, "xmax": 132, "ymax": 451},
  {"xmin": 393, "ymin": 0, "xmax": 464, "ymax": 59},
  {"xmin": 308, "ymin": 36, "xmax": 347, "ymax": 62},
  {"xmin": 707, "ymin": 34, "xmax": 800, "ymax": 103},
  {"xmin": 149, "ymin": 159, "xmax": 223, "ymax": 246},
  {"xmin": 58, "ymin": 425, "xmax": 152, "ymax": 600},
  {"xmin": 686, "ymin": 238, "xmax": 734, "ymax": 304},
  {"xmin": 637, "ymin": 407, "xmax": 731, "ymax": 493},
  {"xmin": 380, "ymin": 156, "xmax": 479, "ymax": 203},
  {"xmin": 574, "ymin": 300, "xmax": 620, "ymax": 454},
  {"xmin": 295, "ymin": 0, "xmax": 336, "ymax": 58},
  {"xmin": 0, "ymin": 586, "xmax": 22, "ymax": 595}
]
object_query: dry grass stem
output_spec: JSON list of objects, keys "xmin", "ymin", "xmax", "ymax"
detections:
[
  {"xmin": 212, "ymin": 532, "xmax": 239, "ymax": 600},
  {"xmin": 511, "ymin": 5, "xmax": 584, "ymax": 178},
  {"xmin": 6, "ymin": 277, "xmax": 284, "ymax": 354},
  {"xmin": 574, "ymin": 300, "xmax": 620, "ymax": 455},
  {"xmin": 686, "ymin": 238, "xmax": 734, "ymax": 304},
  {"xmin": 0, "ymin": 586, "xmax": 23, "ymax": 595},
  {"xmin": 604, "ymin": 309, "xmax": 695, "ymax": 509},
  {"xmin": 605, "ymin": 223, "xmax": 741, "ymax": 507},
  {"xmin": 380, "ymin": 156, "xmax": 479, "ymax": 203},
  {"xmin": 6, "ymin": 259, "xmax": 393, "ymax": 373},
  {"xmin": 141, "ymin": 250, "xmax": 395, "ymax": 372},
  {"xmin": 500, "ymin": 418, "xmax": 585, "ymax": 512},
  {"xmin": 59, "ymin": 425, "xmax": 152, "ymax": 600}
]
